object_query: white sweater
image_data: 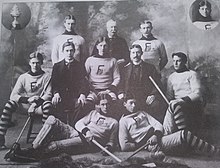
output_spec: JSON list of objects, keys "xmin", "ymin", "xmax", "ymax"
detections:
[
  {"xmin": 10, "ymin": 72, "xmax": 52, "ymax": 102},
  {"xmin": 75, "ymin": 110, "xmax": 118, "ymax": 147},
  {"xmin": 51, "ymin": 34, "xmax": 86, "ymax": 64},
  {"xmin": 85, "ymin": 56, "xmax": 120, "ymax": 90},
  {"xmin": 167, "ymin": 70, "xmax": 202, "ymax": 102}
]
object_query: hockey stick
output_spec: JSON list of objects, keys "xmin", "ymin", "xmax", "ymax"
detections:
[
  {"xmin": 124, "ymin": 142, "xmax": 150, "ymax": 161},
  {"xmin": 91, "ymin": 138, "xmax": 122, "ymax": 163},
  {"xmin": 149, "ymin": 76, "xmax": 169, "ymax": 104}
]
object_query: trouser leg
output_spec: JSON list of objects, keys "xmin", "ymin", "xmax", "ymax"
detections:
[
  {"xmin": 0, "ymin": 100, "xmax": 18, "ymax": 136},
  {"xmin": 33, "ymin": 116, "xmax": 78, "ymax": 149}
]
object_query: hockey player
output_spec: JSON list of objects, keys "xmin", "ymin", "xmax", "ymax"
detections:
[
  {"xmin": 85, "ymin": 36, "xmax": 120, "ymax": 102},
  {"xmin": 132, "ymin": 20, "xmax": 168, "ymax": 73},
  {"xmin": 119, "ymin": 93, "xmax": 220, "ymax": 157},
  {"xmin": 13, "ymin": 93, "xmax": 118, "ymax": 160},
  {"xmin": 51, "ymin": 15, "xmax": 87, "ymax": 64},
  {"xmin": 0, "ymin": 52, "xmax": 52, "ymax": 149},
  {"xmin": 166, "ymin": 52, "xmax": 203, "ymax": 133}
]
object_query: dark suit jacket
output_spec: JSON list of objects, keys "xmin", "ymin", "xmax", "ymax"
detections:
[
  {"xmin": 119, "ymin": 61, "xmax": 162, "ymax": 108},
  {"xmin": 51, "ymin": 59, "xmax": 88, "ymax": 109}
]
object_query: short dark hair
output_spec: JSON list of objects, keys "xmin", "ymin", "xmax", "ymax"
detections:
[
  {"xmin": 172, "ymin": 52, "xmax": 187, "ymax": 64},
  {"xmin": 130, "ymin": 44, "xmax": 143, "ymax": 53},
  {"xmin": 64, "ymin": 15, "xmax": 76, "ymax": 22},
  {"xmin": 199, "ymin": 0, "xmax": 211, "ymax": 9},
  {"xmin": 140, "ymin": 20, "xmax": 152, "ymax": 27},
  {"xmin": 96, "ymin": 92, "xmax": 112, "ymax": 104},
  {"xmin": 62, "ymin": 41, "xmax": 75, "ymax": 52},
  {"xmin": 29, "ymin": 51, "xmax": 44, "ymax": 64},
  {"xmin": 123, "ymin": 92, "xmax": 136, "ymax": 102}
]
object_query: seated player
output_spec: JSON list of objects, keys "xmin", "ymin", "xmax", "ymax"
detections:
[
  {"xmin": 0, "ymin": 52, "xmax": 52, "ymax": 149},
  {"xmin": 118, "ymin": 44, "xmax": 164, "ymax": 122},
  {"xmin": 13, "ymin": 93, "xmax": 119, "ymax": 160},
  {"xmin": 119, "ymin": 93, "xmax": 220, "ymax": 157},
  {"xmin": 51, "ymin": 41, "xmax": 88, "ymax": 124},
  {"xmin": 85, "ymin": 36, "xmax": 120, "ymax": 103},
  {"xmin": 166, "ymin": 52, "xmax": 203, "ymax": 133}
]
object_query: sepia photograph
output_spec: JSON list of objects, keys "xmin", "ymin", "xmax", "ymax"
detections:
[{"xmin": 0, "ymin": 0, "xmax": 220, "ymax": 167}]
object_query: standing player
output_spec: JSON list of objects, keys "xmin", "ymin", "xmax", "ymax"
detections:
[
  {"xmin": 91, "ymin": 19, "xmax": 130, "ymax": 65},
  {"xmin": 51, "ymin": 15, "xmax": 87, "ymax": 64},
  {"xmin": 133, "ymin": 20, "xmax": 168, "ymax": 73}
]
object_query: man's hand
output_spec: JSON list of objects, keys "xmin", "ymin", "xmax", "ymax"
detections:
[
  {"xmin": 78, "ymin": 94, "xmax": 86, "ymax": 106},
  {"xmin": 101, "ymin": 145, "xmax": 113, "ymax": 156},
  {"xmin": 146, "ymin": 95, "xmax": 156, "ymax": 105},
  {"xmin": 170, "ymin": 99, "xmax": 185, "ymax": 106},
  {"xmin": 84, "ymin": 130, "xmax": 93, "ymax": 143},
  {"xmin": 118, "ymin": 93, "xmax": 124, "ymax": 100},
  {"xmin": 28, "ymin": 102, "xmax": 37, "ymax": 115},
  {"xmin": 52, "ymin": 93, "xmax": 61, "ymax": 106},
  {"xmin": 28, "ymin": 96, "xmax": 40, "ymax": 104},
  {"xmin": 147, "ymin": 135, "xmax": 158, "ymax": 145}
]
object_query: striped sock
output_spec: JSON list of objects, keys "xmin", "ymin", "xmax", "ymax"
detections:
[
  {"xmin": 182, "ymin": 130, "xmax": 219, "ymax": 156},
  {"xmin": 42, "ymin": 101, "xmax": 52, "ymax": 123},
  {"xmin": 0, "ymin": 100, "xmax": 18, "ymax": 135},
  {"xmin": 169, "ymin": 102, "xmax": 186, "ymax": 130}
]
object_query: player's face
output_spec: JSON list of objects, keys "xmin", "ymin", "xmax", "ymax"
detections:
[
  {"xmin": 106, "ymin": 21, "xmax": 118, "ymax": 36},
  {"xmin": 173, "ymin": 55, "xmax": 185, "ymax": 71},
  {"xmin": 96, "ymin": 41, "xmax": 109, "ymax": 56},
  {"xmin": 199, "ymin": 5, "xmax": 211, "ymax": 18},
  {"xmin": 99, "ymin": 99, "xmax": 110, "ymax": 114},
  {"xmin": 63, "ymin": 45, "xmax": 75, "ymax": 62},
  {"xmin": 124, "ymin": 99, "xmax": 137, "ymax": 113},
  {"xmin": 130, "ymin": 47, "xmax": 142, "ymax": 64},
  {"xmin": 29, "ymin": 58, "xmax": 42, "ymax": 73},
  {"xmin": 64, "ymin": 19, "xmax": 76, "ymax": 32},
  {"xmin": 140, "ymin": 23, "xmax": 152, "ymax": 35}
]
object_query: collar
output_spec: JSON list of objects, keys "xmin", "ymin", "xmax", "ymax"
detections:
[
  {"xmin": 132, "ymin": 60, "xmax": 142, "ymax": 66},
  {"xmin": 176, "ymin": 66, "xmax": 189, "ymax": 73},
  {"xmin": 28, "ymin": 69, "xmax": 45, "ymax": 76},
  {"xmin": 196, "ymin": 14, "xmax": 214, "ymax": 22},
  {"xmin": 62, "ymin": 30, "xmax": 77, "ymax": 35},
  {"xmin": 94, "ymin": 54, "xmax": 109, "ymax": 58},
  {"xmin": 107, "ymin": 34, "xmax": 118, "ymax": 39},
  {"xmin": 65, "ymin": 59, "xmax": 74, "ymax": 65},
  {"xmin": 140, "ymin": 34, "xmax": 157, "ymax": 41}
]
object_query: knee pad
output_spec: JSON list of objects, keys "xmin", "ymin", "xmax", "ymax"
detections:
[{"xmin": 32, "ymin": 116, "xmax": 56, "ymax": 149}]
